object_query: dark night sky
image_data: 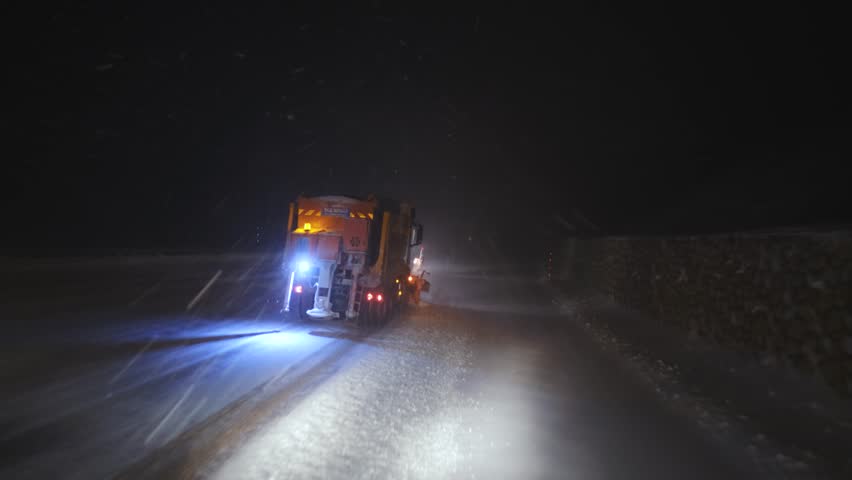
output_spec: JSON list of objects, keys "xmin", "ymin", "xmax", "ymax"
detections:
[{"xmin": 5, "ymin": 2, "xmax": 851, "ymax": 252}]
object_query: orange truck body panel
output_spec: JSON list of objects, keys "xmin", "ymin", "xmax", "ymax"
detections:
[{"xmin": 283, "ymin": 194, "xmax": 420, "ymax": 322}]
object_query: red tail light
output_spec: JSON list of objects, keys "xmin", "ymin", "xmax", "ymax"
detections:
[
  {"xmin": 294, "ymin": 285, "xmax": 303, "ymax": 293},
  {"xmin": 366, "ymin": 292, "xmax": 374, "ymax": 301},
  {"xmin": 377, "ymin": 294, "xmax": 383, "ymax": 302}
]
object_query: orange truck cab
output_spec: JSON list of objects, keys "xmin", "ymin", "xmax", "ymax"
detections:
[{"xmin": 282, "ymin": 194, "xmax": 423, "ymax": 325}]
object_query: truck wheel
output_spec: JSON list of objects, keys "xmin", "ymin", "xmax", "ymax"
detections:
[
  {"xmin": 375, "ymin": 301, "xmax": 385, "ymax": 326},
  {"xmin": 382, "ymin": 299, "xmax": 391, "ymax": 324},
  {"xmin": 361, "ymin": 304, "xmax": 370, "ymax": 328},
  {"xmin": 359, "ymin": 302, "xmax": 372, "ymax": 329},
  {"xmin": 384, "ymin": 299, "xmax": 394, "ymax": 323},
  {"xmin": 298, "ymin": 293, "xmax": 311, "ymax": 320},
  {"xmin": 373, "ymin": 301, "xmax": 385, "ymax": 327}
]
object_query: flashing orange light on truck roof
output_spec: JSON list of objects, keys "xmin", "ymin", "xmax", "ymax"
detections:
[{"xmin": 303, "ymin": 222, "xmax": 311, "ymax": 231}]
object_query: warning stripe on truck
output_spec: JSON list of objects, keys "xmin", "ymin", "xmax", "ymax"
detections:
[{"xmin": 298, "ymin": 208, "xmax": 373, "ymax": 219}]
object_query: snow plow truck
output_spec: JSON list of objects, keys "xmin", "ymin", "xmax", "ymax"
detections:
[{"xmin": 282, "ymin": 194, "xmax": 424, "ymax": 326}]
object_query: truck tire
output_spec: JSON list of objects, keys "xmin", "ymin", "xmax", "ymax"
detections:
[
  {"xmin": 382, "ymin": 303, "xmax": 390, "ymax": 324},
  {"xmin": 359, "ymin": 302, "xmax": 372, "ymax": 329},
  {"xmin": 367, "ymin": 300, "xmax": 385, "ymax": 328},
  {"xmin": 384, "ymin": 298, "xmax": 394, "ymax": 323},
  {"xmin": 298, "ymin": 291, "xmax": 311, "ymax": 321}
]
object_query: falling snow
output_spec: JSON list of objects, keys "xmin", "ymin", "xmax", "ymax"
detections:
[{"xmin": 2, "ymin": 255, "xmax": 849, "ymax": 479}]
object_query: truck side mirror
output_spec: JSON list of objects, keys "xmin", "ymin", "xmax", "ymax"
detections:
[{"xmin": 410, "ymin": 223, "xmax": 423, "ymax": 246}]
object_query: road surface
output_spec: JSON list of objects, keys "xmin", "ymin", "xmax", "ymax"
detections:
[{"xmin": 0, "ymin": 253, "xmax": 792, "ymax": 479}]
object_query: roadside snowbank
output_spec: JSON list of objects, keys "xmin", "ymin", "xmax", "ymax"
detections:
[{"xmin": 552, "ymin": 290, "xmax": 852, "ymax": 479}]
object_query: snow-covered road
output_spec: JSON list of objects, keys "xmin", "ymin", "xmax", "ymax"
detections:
[
  {"xmin": 1, "ymin": 253, "xmax": 349, "ymax": 479},
  {"xmin": 204, "ymin": 266, "xmax": 759, "ymax": 480},
  {"xmin": 0, "ymin": 254, "xmax": 810, "ymax": 479}
]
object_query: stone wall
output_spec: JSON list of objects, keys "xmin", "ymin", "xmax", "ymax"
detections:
[{"xmin": 559, "ymin": 231, "xmax": 852, "ymax": 395}]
